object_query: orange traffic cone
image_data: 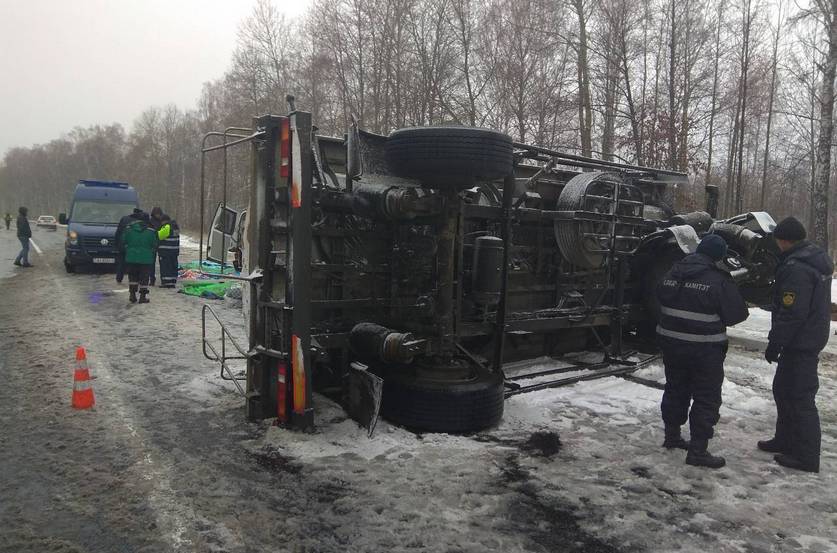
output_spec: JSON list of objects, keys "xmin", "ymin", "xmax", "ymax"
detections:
[{"xmin": 72, "ymin": 346, "xmax": 95, "ymax": 409}]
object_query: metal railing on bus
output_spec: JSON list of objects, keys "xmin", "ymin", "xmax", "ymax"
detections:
[{"xmin": 198, "ymin": 127, "xmax": 265, "ymax": 282}]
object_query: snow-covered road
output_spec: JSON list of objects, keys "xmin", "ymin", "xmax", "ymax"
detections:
[{"xmin": 0, "ymin": 228, "xmax": 835, "ymax": 552}]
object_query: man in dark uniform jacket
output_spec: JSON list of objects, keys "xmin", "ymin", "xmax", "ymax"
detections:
[
  {"xmin": 761, "ymin": 217, "xmax": 833, "ymax": 473},
  {"xmin": 656, "ymin": 234, "xmax": 749, "ymax": 468}
]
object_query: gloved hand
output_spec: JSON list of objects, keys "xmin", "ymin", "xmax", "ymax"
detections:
[{"xmin": 764, "ymin": 343, "xmax": 781, "ymax": 363}]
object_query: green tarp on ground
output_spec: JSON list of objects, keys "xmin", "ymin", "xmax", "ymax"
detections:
[
  {"xmin": 177, "ymin": 260, "xmax": 240, "ymax": 299},
  {"xmin": 180, "ymin": 280, "xmax": 235, "ymax": 300},
  {"xmin": 179, "ymin": 260, "xmax": 238, "ymax": 276}
]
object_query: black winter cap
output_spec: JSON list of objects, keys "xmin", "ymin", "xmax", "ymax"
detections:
[
  {"xmin": 697, "ymin": 234, "xmax": 728, "ymax": 261},
  {"xmin": 773, "ymin": 216, "xmax": 806, "ymax": 241}
]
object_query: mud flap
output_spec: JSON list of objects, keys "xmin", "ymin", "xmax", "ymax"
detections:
[{"xmin": 346, "ymin": 362, "xmax": 383, "ymax": 437}]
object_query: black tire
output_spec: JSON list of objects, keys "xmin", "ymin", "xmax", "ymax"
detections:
[
  {"xmin": 64, "ymin": 261, "xmax": 75, "ymax": 274},
  {"xmin": 555, "ymin": 172, "xmax": 623, "ymax": 268},
  {"xmin": 386, "ymin": 127, "xmax": 513, "ymax": 187},
  {"xmin": 380, "ymin": 365, "xmax": 504, "ymax": 434}
]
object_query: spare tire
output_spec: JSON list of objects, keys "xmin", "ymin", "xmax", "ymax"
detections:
[
  {"xmin": 555, "ymin": 172, "xmax": 623, "ymax": 268},
  {"xmin": 380, "ymin": 363, "xmax": 504, "ymax": 434},
  {"xmin": 386, "ymin": 127, "xmax": 513, "ymax": 188}
]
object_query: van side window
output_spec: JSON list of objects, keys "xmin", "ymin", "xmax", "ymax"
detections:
[{"xmin": 214, "ymin": 208, "xmax": 237, "ymax": 234}]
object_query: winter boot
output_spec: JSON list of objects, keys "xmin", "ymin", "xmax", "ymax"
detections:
[
  {"xmin": 774, "ymin": 454, "xmax": 819, "ymax": 474},
  {"xmin": 139, "ymin": 289, "xmax": 150, "ymax": 304},
  {"xmin": 757, "ymin": 438, "xmax": 789, "ymax": 453},
  {"xmin": 686, "ymin": 439, "xmax": 726, "ymax": 469},
  {"xmin": 662, "ymin": 426, "xmax": 689, "ymax": 450},
  {"xmin": 129, "ymin": 285, "xmax": 138, "ymax": 304}
]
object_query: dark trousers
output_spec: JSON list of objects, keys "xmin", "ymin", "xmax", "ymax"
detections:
[
  {"xmin": 115, "ymin": 252, "xmax": 125, "ymax": 283},
  {"xmin": 159, "ymin": 254, "xmax": 178, "ymax": 287},
  {"xmin": 15, "ymin": 237, "xmax": 30, "ymax": 265},
  {"xmin": 661, "ymin": 343, "xmax": 726, "ymax": 441},
  {"xmin": 149, "ymin": 251, "xmax": 157, "ymax": 285},
  {"xmin": 773, "ymin": 350, "xmax": 821, "ymax": 466},
  {"xmin": 126, "ymin": 263, "xmax": 151, "ymax": 295},
  {"xmin": 4, "ymin": 221, "xmax": 9, "ymax": 230}
]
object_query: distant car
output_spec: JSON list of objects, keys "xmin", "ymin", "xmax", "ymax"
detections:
[{"xmin": 36, "ymin": 215, "xmax": 57, "ymax": 231}]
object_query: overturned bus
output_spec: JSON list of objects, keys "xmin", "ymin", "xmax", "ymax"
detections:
[{"xmin": 200, "ymin": 103, "xmax": 777, "ymax": 434}]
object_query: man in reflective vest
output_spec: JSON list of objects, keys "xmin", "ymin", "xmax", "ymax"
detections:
[
  {"xmin": 148, "ymin": 206, "xmax": 164, "ymax": 286},
  {"xmin": 656, "ymin": 234, "xmax": 749, "ymax": 468},
  {"xmin": 761, "ymin": 217, "xmax": 833, "ymax": 473},
  {"xmin": 157, "ymin": 214, "xmax": 180, "ymax": 288}
]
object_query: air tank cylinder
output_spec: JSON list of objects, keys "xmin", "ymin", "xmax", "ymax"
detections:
[{"xmin": 471, "ymin": 236, "xmax": 504, "ymax": 306}]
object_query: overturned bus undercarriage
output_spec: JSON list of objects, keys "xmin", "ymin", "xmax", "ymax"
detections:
[{"xmin": 200, "ymin": 104, "xmax": 778, "ymax": 434}]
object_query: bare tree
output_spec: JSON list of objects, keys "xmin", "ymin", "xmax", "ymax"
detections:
[
  {"xmin": 760, "ymin": 0, "xmax": 784, "ymax": 209},
  {"xmin": 570, "ymin": 0, "xmax": 594, "ymax": 156},
  {"xmin": 705, "ymin": 1, "xmax": 724, "ymax": 187},
  {"xmin": 810, "ymin": 0, "xmax": 836, "ymax": 249}
]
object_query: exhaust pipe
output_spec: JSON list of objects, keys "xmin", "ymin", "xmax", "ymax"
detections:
[{"xmin": 704, "ymin": 185, "xmax": 720, "ymax": 218}]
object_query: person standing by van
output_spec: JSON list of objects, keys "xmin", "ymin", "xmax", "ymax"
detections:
[
  {"xmin": 14, "ymin": 207, "xmax": 32, "ymax": 268},
  {"xmin": 148, "ymin": 207, "xmax": 164, "ymax": 286},
  {"xmin": 123, "ymin": 215, "xmax": 158, "ymax": 303},
  {"xmin": 157, "ymin": 214, "xmax": 180, "ymax": 288},
  {"xmin": 115, "ymin": 208, "xmax": 146, "ymax": 284}
]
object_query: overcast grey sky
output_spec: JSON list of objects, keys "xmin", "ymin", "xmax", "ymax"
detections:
[{"xmin": 0, "ymin": 0, "xmax": 308, "ymax": 156}]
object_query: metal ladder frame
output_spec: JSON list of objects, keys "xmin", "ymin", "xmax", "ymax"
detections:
[{"xmin": 201, "ymin": 304, "xmax": 248, "ymax": 397}]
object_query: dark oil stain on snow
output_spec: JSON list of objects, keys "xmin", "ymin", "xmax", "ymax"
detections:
[
  {"xmin": 500, "ymin": 453, "xmax": 531, "ymax": 483},
  {"xmin": 499, "ymin": 453, "xmax": 633, "ymax": 553},
  {"xmin": 519, "ymin": 430, "xmax": 562, "ymax": 457},
  {"xmin": 252, "ymin": 448, "xmax": 303, "ymax": 474},
  {"xmin": 630, "ymin": 466, "xmax": 652, "ymax": 479},
  {"xmin": 474, "ymin": 430, "xmax": 563, "ymax": 458}
]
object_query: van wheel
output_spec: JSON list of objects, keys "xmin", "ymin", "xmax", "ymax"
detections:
[
  {"xmin": 379, "ymin": 361, "xmax": 504, "ymax": 434},
  {"xmin": 385, "ymin": 127, "xmax": 514, "ymax": 188},
  {"xmin": 64, "ymin": 261, "xmax": 75, "ymax": 274}
]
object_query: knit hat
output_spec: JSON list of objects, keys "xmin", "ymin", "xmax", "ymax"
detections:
[
  {"xmin": 696, "ymin": 234, "xmax": 728, "ymax": 261},
  {"xmin": 772, "ymin": 216, "xmax": 806, "ymax": 241}
]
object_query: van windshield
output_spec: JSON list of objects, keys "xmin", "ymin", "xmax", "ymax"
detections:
[{"xmin": 70, "ymin": 201, "xmax": 137, "ymax": 224}]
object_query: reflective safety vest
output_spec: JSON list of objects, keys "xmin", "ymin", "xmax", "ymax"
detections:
[{"xmin": 158, "ymin": 220, "xmax": 180, "ymax": 256}]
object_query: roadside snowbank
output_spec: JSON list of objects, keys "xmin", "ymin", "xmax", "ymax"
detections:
[{"xmin": 179, "ymin": 234, "xmax": 202, "ymax": 251}]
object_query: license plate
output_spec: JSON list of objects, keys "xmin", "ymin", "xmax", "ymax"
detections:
[{"xmin": 93, "ymin": 258, "xmax": 115, "ymax": 264}]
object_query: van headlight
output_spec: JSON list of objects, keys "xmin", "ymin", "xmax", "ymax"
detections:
[{"xmin": 68, "ymin": 230, "xmax": 78, "ymax": 245}]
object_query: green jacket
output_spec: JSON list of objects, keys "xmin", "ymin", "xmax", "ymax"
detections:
[{"xmin": 124, "ymin": 220, "xmax": 159, "ymax": 264}]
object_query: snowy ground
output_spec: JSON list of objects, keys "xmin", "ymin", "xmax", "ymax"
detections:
[{"xmin": 1, "ymin": 228, "xmax": 836, "ymax": 552}]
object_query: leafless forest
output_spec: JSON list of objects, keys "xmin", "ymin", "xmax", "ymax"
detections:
[{"xmin": 1, "ymin": 0, "xmax": 835, "ymax": 254}]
